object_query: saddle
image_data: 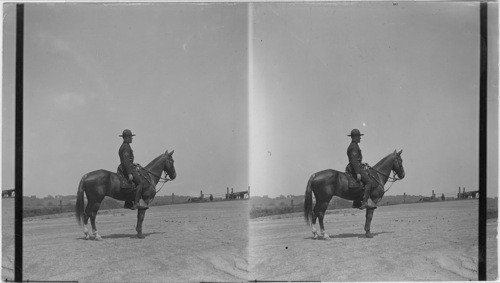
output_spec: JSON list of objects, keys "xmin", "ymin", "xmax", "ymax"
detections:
[
  {"xmin": 345, "ymin": 164, "xmax": 365, "ymax": 208},
  {"xmin": 117, "ymin": 164, "xmax": 154, "ymax": 190},
  {"xmin": 117, "ymin": 164, "xmax": 152, "ymax": 210},
  {"xmin": 345, "ymin": 164, "xmax": 364, "ymax": 189},
  {"xmin": 117, "ymin": 164, "xmax": 136, "ymax": 190}
]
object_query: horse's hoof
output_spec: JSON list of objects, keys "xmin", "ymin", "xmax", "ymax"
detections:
[
  {"xmin": 312, "ymin": 233, "xmax": 318, "ymax": 240},
  {"xmin": 365, "ymin": 233, "xmax": 373, "ymax": 238},
  {"xmin": 322, "ymin": 234, "xmax": 331, "ymax": 240},
  {"xmin": 95, "ymin": 235, "xmax": 103, "ymax": 241},
  {"xmin": 84, "ymin": 235, "xmax": 90, "ymax": 240},
  {"xmin": 137, "ymin": 233, "xmax": 145, "ymax": 239}
]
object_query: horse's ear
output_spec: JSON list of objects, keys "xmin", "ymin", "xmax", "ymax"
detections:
[
  {"xmin": 169, "ymin": 150, "xmax": 174, "ymax": 156},
  {"xmin": 394, "ymin": 149, "xmax": 397, "ymax": 154},
  {"xmin": 398, "ymin": 150, "xmax": 403, "ymax": 155},
  {"xmin": 165, "ymin": 150, "xmax": 169, "ymax": 155}
]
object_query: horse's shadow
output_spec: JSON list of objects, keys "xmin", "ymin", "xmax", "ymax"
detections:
[
  {"xmin": 77, "ymin": 231, "xmax": 164, "ymax": 240},
  {"xmin": 305, "ymin": 231, "xmax": 393, "ymax": 240},
  {"xmin": 102, "ymin": 232, "xmax": 164, "ymax": 239}
]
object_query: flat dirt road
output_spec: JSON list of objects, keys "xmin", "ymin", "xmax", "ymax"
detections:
[
  {"xmin": 2, "ymin": 199, "xmax": 497, "ymax": 282},
  {"xmin": 249, "ymin": 199, "xmax": 498, "ymax": 281},
  {"xmin": 3, "ymin": 199, "xmax": 249, "ymax": 282}
]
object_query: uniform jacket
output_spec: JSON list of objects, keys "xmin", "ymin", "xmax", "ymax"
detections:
[
  {"xmin": 347, "ymin": 141, "xmax": 363, "ymax": 174},
  {"xmin": 119, "ymin": 142, "xmax": 135, "ymax": 176}
]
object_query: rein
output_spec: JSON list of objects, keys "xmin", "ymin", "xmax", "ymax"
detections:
[
  {"xmin": 136, "ymin": 164, "xmax": 172, "ymax": 194},
  {"xmin": 366, "ymin": 164, "xmax": 401, "ymax": 195},
  {"xmin": 153, "ymin": 176, "xmax": 171, "ymax": 194}
]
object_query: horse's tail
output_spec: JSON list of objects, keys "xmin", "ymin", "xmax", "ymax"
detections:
[
  {"xmin": 75, "ymin": 174, "xmax": 87, "ymax": 227},
  {"xmin": 304, "ymin": 173, "xmax": 315, "ymax": 225}
]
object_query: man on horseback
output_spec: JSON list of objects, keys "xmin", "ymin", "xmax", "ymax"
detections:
[
  {"xmin": 347, "ymin": 129, "xmax": 376, "ymax": 210},
  {"xmin": 119, "ymin": 129, "xmax": 147, "ymax": 210}
]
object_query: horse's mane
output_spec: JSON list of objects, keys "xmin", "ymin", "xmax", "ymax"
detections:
[
  {"xmin": 373, "ymin": 152, "xmax": 395, "ymax": 168},
  {"xmin": 145, "ymin": 153, "xmax": 165, "ymax": 168}
]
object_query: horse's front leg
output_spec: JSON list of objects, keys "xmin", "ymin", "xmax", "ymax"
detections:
[
  {"xmin": 136, "ymin": 208, "xmax": 146, "ymax": 239},
  {"xmin": 364, "ymin": 208, "xmax": 375, "ymax": 238}
]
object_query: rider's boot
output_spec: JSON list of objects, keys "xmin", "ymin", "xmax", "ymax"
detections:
[
  {"xmin": 124, "ymin": 201, "xmax": 133, "ymax": 209},
  {"xmin": 131, "ymin": 184, "xmax": 143, "ymax": 210},
  {"xmin": 352, "ymin": 200, "xmax": 362, "ymax": 209}
]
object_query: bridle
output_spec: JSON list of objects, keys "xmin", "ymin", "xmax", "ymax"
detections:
[
  {"xmin": 367, "ymin": 155, "xmax": 403, "ymax": 194},
  {"xmin": 139, "ymin": 155, "xmax": 174, "ymax": 194},
  {"xmin": 152, "ymin": 173, "xmax": 171, "ymax": 194}
]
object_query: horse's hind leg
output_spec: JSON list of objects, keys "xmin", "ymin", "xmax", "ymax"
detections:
[
  {"xmin": 82, "ymin": 202, "xmax": 92, "ymax": 240},
  {"xmin": 315, "ymin": 201, "xmax": 330, "ymax": 240},
  {"xmin": 311, "ymin": 212, "xmax": 318, "ymax": 239},
  {"xmin": 89, "ymin": 201, "xmax": 103, "ymax": 241}
]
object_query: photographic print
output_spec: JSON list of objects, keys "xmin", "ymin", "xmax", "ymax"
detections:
[
  {"xmin": 2, "ymin": 1, "xmax": 498, "ymax": 282},
  {"xmin": 247, "ymin": 2, "xmax": 498, "ymax": 281},
  {"xmin": 3, "ymin": 3, "xmax": 249, "ymax": 282}
]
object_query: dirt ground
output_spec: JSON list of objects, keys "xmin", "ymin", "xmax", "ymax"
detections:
[
  {"xmin": 3, "ymin": 199, "xmax": 249, "ymax": 282},
  {"xmin": 2, "ymin": 198, "xmax": 498, "ymax": 282},
  {"xmin": 249, "ymin": 199, "xmax": 497, "ymax": 281}
]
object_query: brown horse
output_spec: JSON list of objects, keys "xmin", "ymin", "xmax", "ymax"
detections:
[
  {"xmin": 76, "ymin": 150, "xmax": 176, "ymax": 240},
  {"xmin": 304, "ymin": 150, "xmax": 405, "ymax": 239}
]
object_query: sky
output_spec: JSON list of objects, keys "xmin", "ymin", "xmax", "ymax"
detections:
[
  {"xmin": 2, "ymin": 3, "xmax": 249, "ymax": 199},
  {"xmin": 248, "ymin": 2, "xmax": 498, "ymax": 198},
  {"xmin": 2, "ymin": 2, "xmax": 498, "ymax": 199}
]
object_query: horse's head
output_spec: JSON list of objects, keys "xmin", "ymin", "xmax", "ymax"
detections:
[
  {"xmin": 162, "ymin": 150, "xmax": 177, "ymax": 180},
  {"xmin": 392, "ymin": 150, "xmax": 405, "ymax": 179}
]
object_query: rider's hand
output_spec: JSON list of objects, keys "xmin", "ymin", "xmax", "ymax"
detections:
[
  {"xmin": 128, "ymin": 174, "xmax": 133, "ymax": 181},
  {"xmin": 357, "ymin": 174, "xmax": 361, "ymax": 181}
]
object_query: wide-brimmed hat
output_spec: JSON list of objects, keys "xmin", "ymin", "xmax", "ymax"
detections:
[
  {"xmin": 119, "ymin": 129, "xmax": 136, "ymax": 137},
  {"xmin": 347, "ymin": 129, "xmax": 364, "ymax": 137}
]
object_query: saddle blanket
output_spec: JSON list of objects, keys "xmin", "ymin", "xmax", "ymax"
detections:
[
  {"xmin": 118, "ymin": 174, "xmax": 135, "ymax": 190},
  {"xmin": 346, "ymin": 173, "xmax": 363, "ymax": 189},
  {"xmin": 344, "ymin": 164, "xmax": 366, "ymax": 189}
]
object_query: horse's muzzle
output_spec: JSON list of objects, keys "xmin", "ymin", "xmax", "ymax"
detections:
[
  {"xmin": 169, "ymin": 172, "xmax": 177, "ymax": 180},
  {"xmin": 398, "ymin": 171, "xmax": 405, "ymax": 179}
]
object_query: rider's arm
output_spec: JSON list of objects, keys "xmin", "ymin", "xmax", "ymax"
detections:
[
  {"xmin": 349, "ymin": 150, "xmax": 363, "ymax": 175},
  {"xmin": 122, "ymin": 150, "xmax": 135, "ymax": 176}
]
